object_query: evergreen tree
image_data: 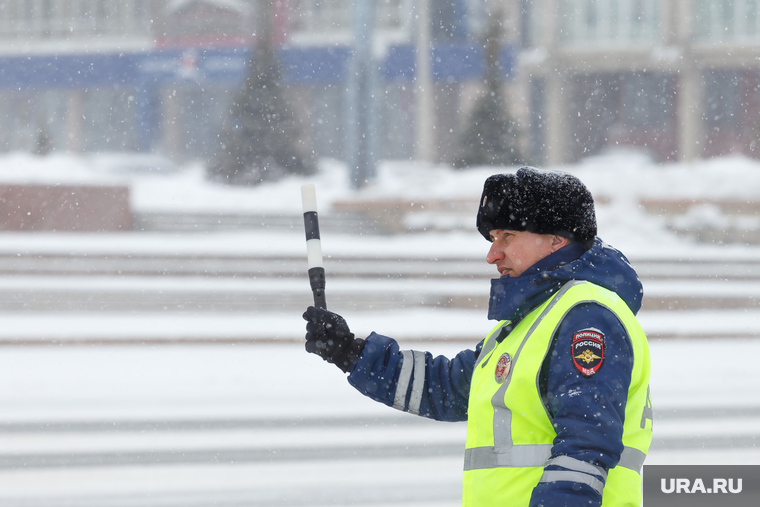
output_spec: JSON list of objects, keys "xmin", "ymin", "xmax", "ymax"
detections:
[
  {"xmin": 452, "ymin": 15, "xmax": 522, "ymax": 168},
  {"xmin": 35, "ymin": 123, "xmax": 53, "ymax": 156},
  {"xmin": 208, "ymin": 42, "xmax": 314, "ymax": 185}
]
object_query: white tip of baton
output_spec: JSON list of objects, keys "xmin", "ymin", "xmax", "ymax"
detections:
[{"xmin": 301, "ymin": 183, "xmax": 318, "ymax": 213}]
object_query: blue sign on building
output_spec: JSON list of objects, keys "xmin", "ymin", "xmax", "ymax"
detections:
[
  {"xmin": 0, "ymin": 44, "xmax": 513, "ymax": 89},
  {"xmin": 0, "ymin": 44, "xmax": 513, "ymax": 155}
]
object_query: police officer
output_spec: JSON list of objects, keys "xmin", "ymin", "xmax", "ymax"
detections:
[{"xmin": 303, "ymin": 167, "xmax": 653, "ymax": 507}]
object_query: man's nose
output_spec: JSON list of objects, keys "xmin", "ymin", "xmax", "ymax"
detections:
[{"xmin": 486, "ymin": 243, "xmax": 503, "ymax": 264}]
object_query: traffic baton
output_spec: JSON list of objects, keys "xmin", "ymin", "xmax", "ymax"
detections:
[{"xmin": 301, "ymin": 183, "xmax": 327, "ymax": 309}]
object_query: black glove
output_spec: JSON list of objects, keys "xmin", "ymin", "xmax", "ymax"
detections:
[{"xmin": 303, "ymin": 306, "xmax": 365, "ymax": 373}]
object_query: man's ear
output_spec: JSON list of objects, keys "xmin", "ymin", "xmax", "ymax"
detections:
[{"xmin": 550, "ymin": 235, "xmax": 570, "ymax": 252}]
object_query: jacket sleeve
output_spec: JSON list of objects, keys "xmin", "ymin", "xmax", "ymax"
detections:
[
  {"xmin": 530, "ymin": 303, "xmax": 633, "ymax": 507},
  {"xmin": 346, "ymin": 332, "xmax": 482, "ymax": 422}
]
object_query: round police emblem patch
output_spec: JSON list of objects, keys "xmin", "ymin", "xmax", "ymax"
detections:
[
  {"xmin": 571, "ymin": 329, "xmax": 605, "ymax": 377},
  {"xmin": 494, "ymin": 353, "xmax": 512, "ymax": 384}
]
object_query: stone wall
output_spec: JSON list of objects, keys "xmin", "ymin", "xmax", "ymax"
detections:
[{"xmin": 0, "ymin": 184, "xmax": 132, "ymax": 232}]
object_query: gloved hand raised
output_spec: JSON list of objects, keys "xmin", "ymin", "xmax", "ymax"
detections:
[{"xmin": 303, "ymin": 306, "xmax": 365, "ymax": 373}]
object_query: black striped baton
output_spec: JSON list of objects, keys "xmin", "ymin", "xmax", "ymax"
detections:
[{"xmin": 301, "ymin": 184, "xmax": 327, "ymax": 309}]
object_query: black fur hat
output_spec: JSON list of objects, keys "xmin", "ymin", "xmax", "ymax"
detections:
[{"xmin": 476, "ymin": 167, "xmax": 597, "ymax": 249}]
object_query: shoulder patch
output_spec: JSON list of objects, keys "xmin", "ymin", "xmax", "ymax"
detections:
[{"xmin": 571, "ymin": 329, "xmax": 605, "ymax": 377}]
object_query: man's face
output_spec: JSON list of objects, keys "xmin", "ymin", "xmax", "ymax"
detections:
[{"xmin": 486, "ymin": 229, "xmax": 567, "ymax": 277}]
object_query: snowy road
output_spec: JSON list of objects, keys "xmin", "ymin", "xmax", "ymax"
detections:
[
  {"xmin": 1, "ymin": 340, "xmax": 759, "ymax": 506},
  {"xmin": 1, "ymin": 230, "xmax": 759, "ymax": 504},
  {"xmin": 2, "ymin": 232, "xmax": 760, "ymax": 343}
]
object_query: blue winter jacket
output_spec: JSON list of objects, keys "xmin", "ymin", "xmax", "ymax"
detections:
[{"xmin": 345, "ymin": 237, "xmax": 645, "ymax": 507}]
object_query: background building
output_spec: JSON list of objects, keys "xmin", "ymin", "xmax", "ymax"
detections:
[
  {"xmin": 510, "ymin": 0, "xmax": 760, "ymax": 164},
  {"xmin": 1, "ymin": 0, "xmax": 758, "ymax": 167},
  {"xmin": 0, "ymin": 0, "xmax": 498, "ymax": 165}
]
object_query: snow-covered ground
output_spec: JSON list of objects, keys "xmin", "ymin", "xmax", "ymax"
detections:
[
  {"xmin": 0, "ymin": 151, "xmax": 758, "ymax": 505},
  {"xmin": 0, "ymin": 340, "xmax": 758, "ymax": 506},
  {"xmin": 2, "ymin": 148, "xmax": 760, "ymax": 252}
]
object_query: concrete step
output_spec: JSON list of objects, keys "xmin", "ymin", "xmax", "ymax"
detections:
[
  {"xmin": 0, "ymin": 291, "xmax": 754, "ymax": 313},
  {"xmin": 3, "ymin": 252, "xmax": 760, "ymax": 281},
  {"xmin": 0, "ymin": 253, "xmax": 492, "ymax": 279},
  {"xmin": 1, "ymin": 246, "xmax": 759, "ymax": 315},
  {"xmin": 0, "ymin": 276, "xmax": 755, "ymax": 313},
  {"xmin": 133, "ymin": 212, "xmax": 388, "ymax": 235}
]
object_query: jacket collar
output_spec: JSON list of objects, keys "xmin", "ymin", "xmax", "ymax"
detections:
[
  {"xmin": 487, "ymin": 241, "xmax": 587, "ymax": 322},
  {"xmin": 486, "ymin": 237, "xmax": 643, "ymax": 323}
]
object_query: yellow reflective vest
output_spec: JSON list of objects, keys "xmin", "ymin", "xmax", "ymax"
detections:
[{"xmin": 463, "ymin": 280, "xmax": 653, "ymax": 506}]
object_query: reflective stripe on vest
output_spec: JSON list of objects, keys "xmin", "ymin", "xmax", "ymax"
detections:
[
  {"xmin": 462, "ymin": 280, "xmax": 652, "ymax": 507},
  {"xmin": 464, "ymin": 444, "xmax": 646, "ymax": 474}
]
